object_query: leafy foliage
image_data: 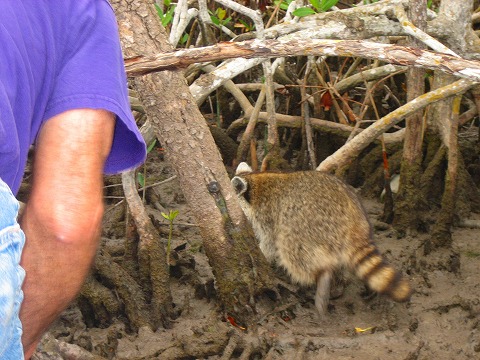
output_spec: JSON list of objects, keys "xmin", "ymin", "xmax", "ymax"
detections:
[
  {"xmin": 154, "ymin": 1, "xmax": 175, "ymax": 28},
  {"xmin": 293, "ymin": 0, "xmax": 339, "ymax": 17},
  {"xmin": 274, "ymin": 0, "xmax": 294, "ymax": 11},
  {"xmin": 210, "ymin": 8, "xmax": 232, "ymax": 28}
]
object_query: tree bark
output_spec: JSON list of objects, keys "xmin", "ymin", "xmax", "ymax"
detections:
[
  {"xmin": 393, "ymin": 0, "xmax": 427, "ymax": 233},
  {"xmin": 112, "ymin": 0, "xmax": 276, "ymax": 324},
  {"xmin": 124, "ymin": 38, "xmax": 480, "ymax": 82},
  {"xmin": 427, "ymin": 0, "xmax": 474, "ymax": 249},
  {"xmin": 122, "ymin": 169, "xmax": 172, "ymax": 328}
]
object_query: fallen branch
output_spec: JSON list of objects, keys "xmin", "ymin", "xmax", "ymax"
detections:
[{"xmin": 125, "ymin": 39, "xmax": 480, "ymax": 82}]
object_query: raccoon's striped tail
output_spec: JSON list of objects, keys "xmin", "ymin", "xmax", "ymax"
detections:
[{"xmin": 351, "ymin": 243, "xmax": 412, "ymax": 302}]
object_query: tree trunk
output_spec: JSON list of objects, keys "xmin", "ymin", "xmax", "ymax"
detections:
[
  {"xmin": 429, "ymin": 96, "xmax": 461, "ymax": 250},
  {"xmin": 122, "ymin": 169, "xmax": 173, "ymax": 328},
  {"xmin": 112, "ymin": 0, "xmax": 276, "ymax": 325},
  {"xmin": 427, "ymin": 0, "xmax": 473, "ymax": 250},
  {"xmin": 393, "ymin": 0, "xmax": 427, "ymax": 234}
]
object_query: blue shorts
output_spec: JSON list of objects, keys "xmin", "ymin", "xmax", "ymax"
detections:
[{"xmin": 0, "ymin": 178, "xmax": 25, "ymax": 359}]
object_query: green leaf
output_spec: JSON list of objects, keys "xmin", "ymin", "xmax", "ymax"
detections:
[
  {"xmin": 170, "ymin": 210, "xmax": 179, "ymax": 221},
  {"xmin": 210, "ymin": 15, "xmax": 220, "ymax": 25},
  {"xmin": 318, "ymin": 0, "xmax": 339, "ymax": 12},
  {"xmin": 273, "ymin": 0, "xmax": 291, "ymax": 11},
  {"xmin": 147, "ymin": 139, "xmax": 157, "ymax": 154},
  {"xmin": 274, "ymin": 0, "xmax": 294, "ymax": 10},
  {"xmin": 154, "ymin": 4, "xmax": 163, "ymax": 18},
  {"xmin": 180, "ymin": 33, "xmax": 189, "ymax": 45},
  {"xmin": 309, "ymin": 0, "xmax": 321, "ymax": 11},
  {"xmin": 163, "ymin": 5, "xmax": 176, "ymax": 27},
  {"xmin": 161, "ymin": 210, "xmax": 179, "ymax": 221},
  {"xmin": 137, "ymin": 172, "xmax": 145, "ymax": 188},
  {"xmin": 292, "ymin": 7, "xmax": 316, "ymax": 17},
  {"xmin": 237, "ymin": 19, "xmax": 254, "ymax": 31}
]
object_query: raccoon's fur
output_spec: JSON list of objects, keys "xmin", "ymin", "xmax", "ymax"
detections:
[{"xmin": 231, "ymin": 162, "xmax": 412, "ymax": 315}]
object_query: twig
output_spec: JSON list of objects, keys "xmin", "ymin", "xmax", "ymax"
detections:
[
  {"xmin": 170, "ymin": 0, "xmax": 198, "ymax": 47},
  {"xmin": 318, "ymin": 78, "xmax": 476, "ymax": 172},
  {"xmin": 394, "ymin": 5, "xmax": 459, "ymax": 57},
  {"xmin": 198, "ymin": 0, "xmax": 236, "ymax": 40},
  {"xmin": 301, "ymin": 57, "xmax": 317, "ymax": 168},
  {"xmin": 261, "ymin": 58, "xmax": 279, "ymax": 170},
  {"xmin": 458, "ymin": 219, "xmax": 480, "ymax": 228},
  {"xmin": 236, "ymin": 85, "xmax": 266, "ymax": 164},
  {"xmin": 214, "ymin": 0, "xmax": 264, "ymax": 38},
  {"xmin": 190, "ymin": 57, "xmax": 266, "ymax": 105},
  {"xmin": 227, "ymin": 109, "xmax": 405, "ymax": 144},
  {"xmin": 139, "ymin": 175, "xmax": 177, "ymax": 191}
]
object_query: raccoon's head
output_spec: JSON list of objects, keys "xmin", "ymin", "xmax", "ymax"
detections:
[
  {"xmin": 231, "ymin": 162, "xmax": 253, "ymax": 201},
  {"xmin": 231, "ymin": 175, "xmax": 248, "ymax": 196}
]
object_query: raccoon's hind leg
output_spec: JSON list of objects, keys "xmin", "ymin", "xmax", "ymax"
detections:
[{"xmin": 314, "ymin": 270, "xmax": 332, "ymax": 315}]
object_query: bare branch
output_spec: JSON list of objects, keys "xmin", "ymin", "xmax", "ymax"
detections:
[
  {"xmin": 393, "ymin": 4, "xmax": 459, "ymax": 56},
  {"xmin": 228, "ymin": 110, "xmax": 405, "ymax": 145},
  {"xmin": 335, "ymin": 64, "xmax": 406, "ymax": 94},
  {"xmin": 189, "ymin": 57, "xmax": 265, "ymax": 105},
  {"xmin": 317, "ymin": 79, "xmax": 476, "ymax": 172},
  {"xmin": 125, "ymin": 39, "xmax": 480, "ymax": 82},
  {"xmin": 170, "ymin": 0, "xmax": 198, "ymax": 47}
]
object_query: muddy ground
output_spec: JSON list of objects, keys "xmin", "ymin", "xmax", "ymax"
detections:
[{"xmin": 39, "ymin": 155, "xmax": 480, "ymax": 360}]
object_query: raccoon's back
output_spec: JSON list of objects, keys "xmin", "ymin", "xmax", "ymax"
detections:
[
  {"xmin": 246, "ymin": 171, "xmax": 371, "ymax": 276},
  {"xmin": 248, "ymin": 171, "xmax": 371, "ymax": 241}
]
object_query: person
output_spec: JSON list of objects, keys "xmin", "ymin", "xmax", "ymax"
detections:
[{"xmin": 0, "ymin": 1, "xmax": 147, "ymax": 359}]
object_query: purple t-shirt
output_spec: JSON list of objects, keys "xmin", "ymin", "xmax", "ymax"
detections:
[{"xmin": 0, "ymin": 1, "xmax": 146, "ymax": 194}]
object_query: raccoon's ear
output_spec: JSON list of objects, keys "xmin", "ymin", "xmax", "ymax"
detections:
[
  {"xmin": 235, "ymin": 162, "xmax": 253, "ymax": 175},
  {"xmin": 231, "ymin": 176, "xmax": 248, "ymax": 196}
]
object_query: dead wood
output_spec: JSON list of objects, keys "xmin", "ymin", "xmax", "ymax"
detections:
[{"xmin": 125, "ymin": 39, "xmax": 480, "ymax": 82}]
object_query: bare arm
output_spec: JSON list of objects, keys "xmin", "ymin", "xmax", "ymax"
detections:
[{"xmin": 19, "ymin": 109, "xmax": 115, "ymax": 358}]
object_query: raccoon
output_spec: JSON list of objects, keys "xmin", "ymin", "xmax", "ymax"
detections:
[{"xmin": 231, "ymin": 162, "xmax": 412, "ymax": 315}]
